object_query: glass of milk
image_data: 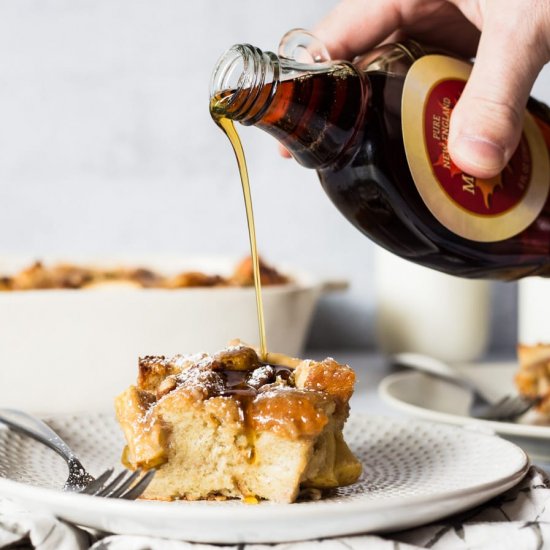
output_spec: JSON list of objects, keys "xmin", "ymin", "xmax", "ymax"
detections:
[
  {"xmin": 374, "ymin": 247, "xmax": 491, "ymax": 363},
  {"xmin": 519, "ymin": 278, "xmax": 550, "ymax": 346}
]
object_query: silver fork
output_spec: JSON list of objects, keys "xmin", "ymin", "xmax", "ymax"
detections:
[
  {"xmin": 391, "ymin": 353, "xmax": 539, "ymax": 422},
  {"xmin": 476, "ymin": 394, "xmax": 541, "ymax": 421},
  {"xmin": 0, "ymin": 408, "xmax": 155, "ymax": 498}
]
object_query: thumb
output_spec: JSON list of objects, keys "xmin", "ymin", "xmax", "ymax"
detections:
[{"xmin": 448, "ymin": 10, "xmax": 545, "ymax": 179}]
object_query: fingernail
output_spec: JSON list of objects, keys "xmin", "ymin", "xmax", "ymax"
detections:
[{"xmin": 452, "ymin": 135, "xmax": 506, "ymax": 175}]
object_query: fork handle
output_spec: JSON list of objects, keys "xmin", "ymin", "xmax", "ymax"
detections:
[
  {"xmin": 390, "ymin": 352, "xmax": 493, "ymax": 402},
  {"xmin": 0, "ymin": 408, "xmax": 76, "ymax": 463}
]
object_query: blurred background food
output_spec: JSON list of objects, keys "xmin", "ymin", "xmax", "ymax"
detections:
[
  {"xmin": 0, "ymin": 0, "xmax": 548, "ymax": 356},
  {"xmin": 0, "ymin": 256, "xmax": 331, "ymax": 412},
  {"xmin": 0, "ymin": 256, "xmax": 289, "ymax": 290}
]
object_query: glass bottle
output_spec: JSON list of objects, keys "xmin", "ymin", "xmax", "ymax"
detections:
[{"xmin": 210, "ymin": 29, "xmax": 550, "ymax": 280}]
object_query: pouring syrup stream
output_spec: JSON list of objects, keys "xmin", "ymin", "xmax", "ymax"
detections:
[{"xmin": 210, "ymin": 105, "xmax": 268, "ymax": 360}]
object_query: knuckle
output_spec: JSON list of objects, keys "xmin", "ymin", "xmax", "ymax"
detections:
[
  {"xmin": 454, "ymin": 94, "xmax": 524, "ymax": 148},
  {"xmin": 479, "ymin": 99, "xmax": 523, "ymax": 143},
  {"xmin": 473, "ymin": 96, "xmax": 523, "ymax": 130}
]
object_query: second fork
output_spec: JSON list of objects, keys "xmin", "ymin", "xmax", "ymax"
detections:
[{"xmin": 390, "ymin": 353, "xmax": 538, "ymax": 421}]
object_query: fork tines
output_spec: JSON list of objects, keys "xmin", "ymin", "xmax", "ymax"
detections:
[
  {"xmin": 81, "ymin": 468, "xmax": 155, "ymax": 500},
  {"xmin": 476, "ymin": 395, "xmax": 540, "ymax": 422}
]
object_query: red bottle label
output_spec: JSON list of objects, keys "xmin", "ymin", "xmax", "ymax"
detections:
[
  {"xmin": 425, "ymin": 79, "xmax": 531, "ymax": 216},
  {"xmin": 402, "ymin": 55, "xmax": 549, "ymax": 242}
]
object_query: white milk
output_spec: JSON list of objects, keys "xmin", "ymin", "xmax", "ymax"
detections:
[
  {"xmin": 518, "ymin": 277, "xmax": 550, "ymax": 345},
  {"xmin": 374, "ymin": 247, "xmax": 491, "ymax": 362}
]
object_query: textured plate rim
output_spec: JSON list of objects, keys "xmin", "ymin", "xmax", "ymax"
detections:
[
  {"xmin": 0, "ymin": 414, "xmax": 530, "ymax": 542},
  {"xmin": 379, "ymin": 369, "xmax": 550, "ymax": 439}
]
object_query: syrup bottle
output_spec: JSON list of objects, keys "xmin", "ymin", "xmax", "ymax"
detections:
[{"xmin": 210, "ymin": 29, "xmax": 550, "ymax": 280}]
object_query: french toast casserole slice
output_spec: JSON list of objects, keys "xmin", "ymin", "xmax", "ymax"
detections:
[
  {"xmin": 516, "ymin": 344, "xmax": 550, "ymax": 414},
  {"xmin": 115, "ymin": 344, "xmax": 362, "ymax": 503}
]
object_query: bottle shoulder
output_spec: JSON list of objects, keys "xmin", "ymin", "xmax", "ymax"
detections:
[
  {"xmin": 352, "ymin": 41, "xmax": 421, "ymax": 76},
  {"xmin": 352, "ymin": 40, "xmax": 458, "ymax": 78}
]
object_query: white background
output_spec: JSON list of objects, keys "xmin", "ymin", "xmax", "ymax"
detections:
[{"xmin": 0, "ymin": 0, "xmax": 548, "ymax": 350}]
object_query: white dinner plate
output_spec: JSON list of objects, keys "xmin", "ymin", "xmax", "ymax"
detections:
[
  {"xmin": 379, "ymin": 362, "xmax": 550, "ymax": 460},
  {"xmin": 0, "ymin": 412, "xmax": 528, "ymax": 543}
]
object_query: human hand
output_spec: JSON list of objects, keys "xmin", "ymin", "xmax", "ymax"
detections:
[{"xmin": 313, "ymin": 0, "xmax": 550, "ymax": 178}]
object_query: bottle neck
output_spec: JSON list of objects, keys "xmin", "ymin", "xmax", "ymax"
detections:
[
  {"xmin": 210, "ymin": 44, "xmax": 280, "ymax": 125},
  {"xmin": 210, "ymin": 44, "xmax": 369, "ymax": 169}
]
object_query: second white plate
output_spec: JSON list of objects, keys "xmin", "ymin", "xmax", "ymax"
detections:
[{"xmin": 379, "ymin": 362, "xmax": 550, "ymax": 461}]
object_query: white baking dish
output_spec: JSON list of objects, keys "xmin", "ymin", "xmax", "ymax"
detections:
[{"xmin": 0, "ymin": 257, "xmax": 341, "ymax": 413}]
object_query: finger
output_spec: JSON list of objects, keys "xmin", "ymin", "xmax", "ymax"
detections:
[
  {"xmin": 400, "ymin": 6, "xmax": 481, "ymax": 59},
  {"xmin": 448, "ymin": 8, "xmax": 546, "ymax": 178},
  {"xmin": 278, "ymin": 144, "xmax": 292, "ymax": 158},
  {"xmin": 314, "ymin": 0, "xmax": 401, "ymax": 60}
]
